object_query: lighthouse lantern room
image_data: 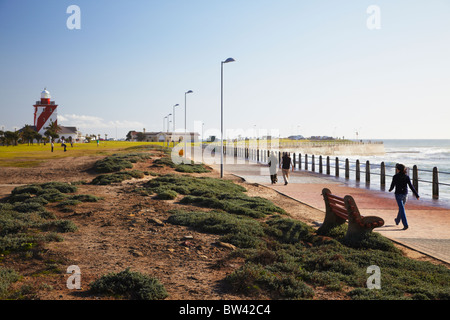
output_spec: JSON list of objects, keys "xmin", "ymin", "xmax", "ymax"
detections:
[{"xmin": 33, "ymin": 88, "xmax": 58, "ymax": 135}]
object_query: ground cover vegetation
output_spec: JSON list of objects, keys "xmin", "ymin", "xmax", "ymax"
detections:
[
  {"xmin": 137, "ymin": 173, "xmax": 450, "ymax": 300},
  {"xmin": 89, "ymin": 268, "xmax": 168, "ymax": 300},
  {"xmin": 0, "ymin": 182, "xmax": 102, "ymax": 298},
  {"xmin": 151, "ymin": 155, "xmax": 211, "ymax": 173}
]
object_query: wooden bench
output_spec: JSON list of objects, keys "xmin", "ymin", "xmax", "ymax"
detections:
[{"xmin": 318, "ymin": 188, "xmax": 384, "ymax": 239}]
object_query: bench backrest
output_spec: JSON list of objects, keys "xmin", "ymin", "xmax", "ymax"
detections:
[{"xmin": 322, "ymin": 189, "xmax": 348, "ymax": 220}]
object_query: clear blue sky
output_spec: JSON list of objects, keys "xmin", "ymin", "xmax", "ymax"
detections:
[{"xmin": 1, "ymin": 0, "xmax": 449, "ymax": 140}]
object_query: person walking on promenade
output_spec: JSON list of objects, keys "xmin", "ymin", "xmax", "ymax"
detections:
[
  {"xmin": 281, "ymin": 152, "xmax": 292, "ymax": 185},
  {"xmin": 268, "ymin": 151, "xmax": 278, "ymax": 184},
  {"xmin": 51, "ymin": 140, "xmax": 54, "ymax": 152},
  {"xmin": 389, "ymin": 163, "xmax": 420, "ymax": 230}
]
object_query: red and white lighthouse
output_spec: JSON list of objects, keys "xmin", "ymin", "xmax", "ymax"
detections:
[{"xmin": 33, "ymin": 88, "xmax": 58, "ymax": 134}]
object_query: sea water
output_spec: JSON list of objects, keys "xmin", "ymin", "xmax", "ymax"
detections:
[{"xmin": 344, "ymin": 139, "xmax": 450, "ymax": 206}]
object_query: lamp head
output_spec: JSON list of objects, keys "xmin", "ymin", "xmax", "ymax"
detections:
[
  {"xmin": 223, "ymin": 57, "xmax": 235, "ymax": 64},
  {"xmin": 186, "ymin": 90, "xmax": 193, "ymax": 94}
]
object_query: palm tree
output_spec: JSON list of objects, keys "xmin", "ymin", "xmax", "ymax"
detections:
[
  {"xmin": 44, "ymin": 120, "xmax": 61, "ymax": 142},
  {"xmin": 34, "ymin": 132, "xmax": 43, "ymax": 145},
  {"xmin": 4, "ymin": 131, "xmax": 19, "ymax": 146},
  {"xmin": 20, "ymin": 125, "xmax": 36, "ymax": 145}
]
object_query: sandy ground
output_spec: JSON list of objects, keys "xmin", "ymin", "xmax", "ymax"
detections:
[{"xmin": 0, "ymin": 151, "xmax": 443, "ymax": 300}]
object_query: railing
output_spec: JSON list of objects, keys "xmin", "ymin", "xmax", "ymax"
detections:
[
  {"xmin": 295, "ymin": 153, "xmax": 449, "ymax": 200},
  {"xmin": 223, "ymin": 146, "xmax": 449, "ymax": 201}
]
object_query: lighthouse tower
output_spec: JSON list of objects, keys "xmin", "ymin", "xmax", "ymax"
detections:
[{"xmin": 33, "ymin": 88, "xmax": 58, "ymax": 134}]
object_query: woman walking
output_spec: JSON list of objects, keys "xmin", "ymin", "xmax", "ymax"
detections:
[
  {"xmin": 268, "ymin": 151, "xmax": 278, "ymax": 184},
  {"xmin": 281, "ymin": 152, "xmax": 292, "ymax": 185},
  {"xmin": 389, "ymin": 163, "xmax": 420, "ymax": 230}
]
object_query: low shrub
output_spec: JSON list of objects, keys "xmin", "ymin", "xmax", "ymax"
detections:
[
  {"xmin": 168, "ymin": 210, "xmax": 266, "ymax": 249},
  {"xmin": 36, "ymin": 188, "xmax": 67, "ymax": 202},
  {"xmin": 69, "ymin": 194, "xmax": 102, "ymax": 202},
  {"xmin": 89, "ymin": 268, "xmax": 168, "ymax": 300},
  {"xmin": 94, "ymin": 153, "xmax": 150, "ymax": 173},
  {"xmin": 154, "ymin": 190, "xmax": 178, "ymax": 200},
  {"xmin": 180, "ymin": 194, "xmax": 285, "ymax": 218},
  {"xmin": 144, "ymin": 174, "xmax": 284, "ymax": 218},
  {"xmin": 92, "ymin": 170, "xmax": 145, "ymax": 185},
  {"xmin": 0, "ymin": 183, "xmax": 79, "ymax": 254},
  {"xmin": 151, "ymin": 156, "xmax": 211, "ymax": 173},
  {"xmin": 39, "ymin": 182, "xmax": 78, "ymax": 194},
  {"xmin": 0, "ymin": 267, "xmax": 20, "ymax": 298},
  {"xmin": 225, "ymin": 262, "xmax": 315, "ymax": 299},
  {"xmin": 11, "ymin": 185, "xmax": 42, "ymax": 195},
  {"xmin": 40, "ymin": 220, "xmax": 78, "ymax": 233}
]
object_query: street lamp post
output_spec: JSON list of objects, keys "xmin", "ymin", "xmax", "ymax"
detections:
[
  {"xmin": 173, "ymin": 104, "xmax": 179, "ymax": 132},
  {"xmin": 167, "ymin": 113, "xmax": 172, "ymax": 133},
  {"xmin": 166, "ymin": 113, "xmax": 172, "ymax": 147},
  {"xmin": 221, "ymin": 57, "xmax": 235, "ymax": 178},
  {"xmin": 184, "ymin": 90, "xmax": 193, "ymax": 159}
]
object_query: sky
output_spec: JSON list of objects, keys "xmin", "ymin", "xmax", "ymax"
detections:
[{"xmin": 1, "ymin": 0, "xmax": 449, "ymax": 140}]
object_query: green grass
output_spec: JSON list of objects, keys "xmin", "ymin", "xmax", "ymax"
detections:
[{"xmin": 0, "ymin": 142, "xmax": 163, "ymax": 168}]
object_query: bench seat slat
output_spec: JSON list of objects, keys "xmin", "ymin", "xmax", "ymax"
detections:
[{"xmin": 329, "ymin": 206, "xmax": 348, "ymax": 219}]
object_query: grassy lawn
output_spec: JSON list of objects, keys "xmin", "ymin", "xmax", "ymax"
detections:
[{"xmin": 0, "ymin": 141, "xmax": 164, "ymax": 167}]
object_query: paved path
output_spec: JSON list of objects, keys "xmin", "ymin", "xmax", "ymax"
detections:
[{"xmin": 212, "ymin": 160, "xmax": 450, "ymax": 264}]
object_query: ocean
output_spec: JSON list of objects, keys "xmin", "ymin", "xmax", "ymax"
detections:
[{"xmin": 344, "ymin": 139, "xmax": 450, "ymax": 207}]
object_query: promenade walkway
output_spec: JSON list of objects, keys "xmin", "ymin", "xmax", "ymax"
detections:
[{"xmin": 210, "ymin": 160, "xmax": 450, "ymax": 265}]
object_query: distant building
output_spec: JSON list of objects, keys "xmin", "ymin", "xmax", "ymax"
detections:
[
  {"xmin": 288, "ymin": 135, "xmax": 304, "ymax": 140},
  {"xmin": 58, "ymin": 126, "xmax": 79, "ymax": 142},
  {"xmin": 127, "ymin": 131, "xmax": 200, "ymax": 143}
]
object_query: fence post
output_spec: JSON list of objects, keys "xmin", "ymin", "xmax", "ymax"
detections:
[
  {"xmin": 380, "ymin": 162, "xmax": 386, "ymax": 187},
  {"xmin": 345, "ymin": 158, "xmax": 349, "ymax": 179},
  {"xmin": 298, "ymin": 153, "xmax": 302, "ymax": 170},
  {"xmin": 433, "ymin": 167, "xmax": 439, "ymax": 199},
  {"xmin": 356, "ymin": 159, "xmax": 360, "ymax": 181},
  {"xmin": 319, "ymin": 155, "xmax": 323, "ymax": 174},
  {"xmin": 326, "ymin": 156, "xmax": 330, "ymax": 175},
  {"xmin": 366, "ymin": 161, "xmax": 370, "ymax": 183},
  {"xmin": 312, "ymin": 155, "xmax": 315, "ymax": 172},
  {"xmin": 305, "ymin": 154, "xmax": 308, "ymax": 171},
  {"xmin": 293, "ymin": 153, "xmax": 296, "ymax": 169},
  {"xmin": 278, "ymin": 151, "xmax": 281, "ymax": 168},
  {"xmin": 335, "ymin": 157, "xmax": 339, "ymax": 177},
  {"xmin": 412, "ymin": 165, "xmax": 419, "ymax": 192}
]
